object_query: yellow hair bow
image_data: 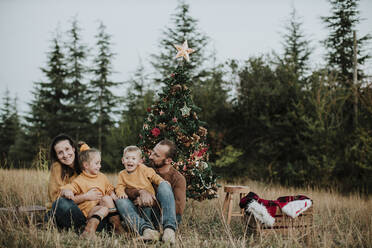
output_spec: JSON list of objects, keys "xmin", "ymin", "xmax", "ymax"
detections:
[{"xmin": 80, "ymin": 143, "xmax": 90, "ymax": 152}]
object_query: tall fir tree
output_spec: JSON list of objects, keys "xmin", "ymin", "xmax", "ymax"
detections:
[
  {"xmin": 322, "ymin": 0, "xmax": 371, "ymax": 84},
  {"xmin": 0, "ymin": 89, "xmax": 20, "ymax": 164},
  {"xmin": 191, "ymin": 55, "xmax": 232, "ymax": 161},
  {"xmin": 279, "ymin": 7, "xmax": 312, "ymax": 80},
  {"xmin": 322, "ymin": 0, "xmax": 371, "ymax": 132},
  {"xmin": 104, "ymin": 62, "xmax": 155, "ymax": 171},
  {"xmin": 27, "ymin": 34, "xmax": 70, "ymax": 147},
  {"xmin": 139, "ymin": 42, "xmax": 218, "ymax": 201},
  {"xmin": 65, "ymin": 18, "xmax": 92, "ymax": 141},
  {"xmin": 122, "ymin": 61, "xmax": 155, "ymax": 146},
  {"xmin": 90, "ymin": 22, "xmax": 121, "ymax": 151},
  {"xmin": 150, "ymin": 0, "xmax": 209, "ymax": 82}
]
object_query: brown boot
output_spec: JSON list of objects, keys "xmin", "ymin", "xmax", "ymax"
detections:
[
  {"xmin": 109, "ymin": 214, "xmax": 126, "ymax": 235},
  {"xmin": 82, "ymin": 217, "xmax": 100, "ymax": 238}
]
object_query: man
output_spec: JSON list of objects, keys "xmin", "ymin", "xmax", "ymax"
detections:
[{"xmin": 115, "ymin": 139, "xmax": 186, "ymax": 244}]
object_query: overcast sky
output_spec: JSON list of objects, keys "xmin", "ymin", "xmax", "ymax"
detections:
[{"xmin": 1, "ymin": 0, "xmax": 371, "ymax": 114}]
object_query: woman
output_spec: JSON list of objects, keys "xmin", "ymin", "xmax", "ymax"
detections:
[{"xmin": 47, "ymin": 134, "xmax": 106, "ymax": 231}]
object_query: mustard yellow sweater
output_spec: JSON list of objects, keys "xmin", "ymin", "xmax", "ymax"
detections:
[
  {"xmin": 116, "ymin": 164, "xmax": 164, "ymax": 196},
  {"xmin": 61, "ymin": 171, "xmax": 114, "ymax": 217},
  {"xmin": 48, "ymin": 162, "xmax": 78, "ymax": 203}
]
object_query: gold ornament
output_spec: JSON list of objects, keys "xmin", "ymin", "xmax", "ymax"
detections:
[
  {"xmin": 174, "ymin": 40, "xmax": 194, "ymax": 62},
  {"xmin": 198, "ymin": 126, "xmax": 208, "ymax": 136},
  {"xmin": 192, "ymin": 133, "xmax": 200, "ymax": 143},
  {"xmin": 171, "ymin": 84, "xmax": 182, "ymax": 95},
  {"xmin": 158, "ymin": 123, "xmax": 167, "ymax": 130}
]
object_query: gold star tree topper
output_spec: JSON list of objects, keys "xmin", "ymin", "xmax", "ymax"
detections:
[{"xmin": 174, "ymin": 40, "xmax": 194, "ymax": 62}]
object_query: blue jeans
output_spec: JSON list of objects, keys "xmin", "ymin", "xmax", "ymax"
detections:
[
  {"xmin": 46, "ymin": 197, "xmax": 109, "ymax": 232},
  {"xmin": 115, "ymin": 181, "xmax": 178, "ymax": 235}
]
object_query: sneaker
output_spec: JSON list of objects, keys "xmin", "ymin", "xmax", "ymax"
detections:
[
  {"xmin": 162, "ymin": 228, "xmax": 176, "ymax": 244},
  {"xmin": 138, "ymin": 228, "xmax": 160, "ymax": 241}
]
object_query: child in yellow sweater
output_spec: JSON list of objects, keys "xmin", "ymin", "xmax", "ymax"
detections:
[
  {"xmin": 116, "ymin": 146, "xmax": 167, "ymax": 239},
  {"xmin": 116, "ymin": 145, "xmax": 165, "ymax": 199},
  {"xmin": 61, "ymin": 146, "xmax": 124, "ymax": 237}
]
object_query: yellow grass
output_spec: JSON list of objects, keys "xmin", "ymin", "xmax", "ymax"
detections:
[{"xmin": 0, "ymin": 169, "xmax": 371, "ymax": 247}]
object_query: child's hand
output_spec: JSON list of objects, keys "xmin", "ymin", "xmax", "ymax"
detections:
[
  {"xmin": 118, "ymin": 193, "xmax": 128, "ymax": 199},
  {"xmin": 61, "ymin": 189, "xmax": 74, "ymax": 200},
  {"xmin": 110, "ymin": 192, "xmax": 118, "ymax": 201},
  {"xmin": 85, "ymin": 188, "xmax": 103, "ymax": 201}
]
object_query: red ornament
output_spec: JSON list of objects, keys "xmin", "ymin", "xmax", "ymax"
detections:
[
  {"xmin": 151, "ymin": 127, "xmax": 161, "ymax": 137},
  {"xmin": 172, "ymin": 117, "xmax": 178, "ymax": 123},
  {"xmin": 197, "ymin": 147, "xmax": 208, "ymax": 157},
  {"xmin": 147, "ymin": 107, "xmax": 151, "ymax": 112},
  {"xmin": 171, "ymin": 73, "xmax": 175, "ymax": 77}
]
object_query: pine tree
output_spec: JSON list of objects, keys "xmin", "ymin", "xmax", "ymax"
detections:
[
  {"xmin": 65, "ymin": 18, "xmax": 92, "ymax": 141},
  {"xmin": 150, "ymin": 0, "xmax": 209, "ymax": 82},
  {"xmin": 322, "ymin": 0, "xmax": 371, "ymax": 132},
  {"xmin": 322, "ymin": 0, "xmax": 371, "ymax": 84},
  {"xmin": 0, "ymin": 89, "xmax": 20, "ymax": 164},
  {"xmin": 104, "ymin": 62, "xmax": 155, "ymax": 170},
  {"xmin": 122, "ymin": 61, "xmax": 155, "ymax": 146},
  {"xmin": 139, "ymin": 43, "xmax": 218, "ymax": 201},
  {"xmin": 27, "ymin": 35, "xmax": 70, "ymax": 146},
  {"xmin": 280, "ymin": 7, "xmax": 312, "ymax": 80},
  {"xmin": 191, "ymin": 56, "xmax": 232, "ymax": 161},
  {"xmin": 90, "ymin": 22, "xmax": 121, "ymax": 151}
]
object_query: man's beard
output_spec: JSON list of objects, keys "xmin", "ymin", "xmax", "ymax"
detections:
[{"xmin": 149, "ymin": 158, "xmax": 166, "ymax": 168}]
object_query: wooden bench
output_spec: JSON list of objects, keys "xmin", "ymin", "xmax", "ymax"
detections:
[
  {"xmin": 245, "ymin": 205, "xmax": 313, "ymax": 235},
  {"xmin": 0, "ymin": 203, "xmax": 118, "ymax": 227},
  {"xmin": 0, "ymin": 205, "xmax": 48, "ymax": 226},
  {"xmin": 0, "ymin": 205, "xmax": 117, "ymax": 216},
  {"xmin": 0, "ymin": 205, "xmax": 48, "ymax": 213}
]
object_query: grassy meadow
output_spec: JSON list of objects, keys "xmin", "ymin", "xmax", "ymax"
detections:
[{"xmin": 0, "ymin": 168, "xmax": 371, "ymax": 248}]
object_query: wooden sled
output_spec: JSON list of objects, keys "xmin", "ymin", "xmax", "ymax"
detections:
[{"xmin": 245, "ymin": 206, "xmax": 313, "ymax": 236}]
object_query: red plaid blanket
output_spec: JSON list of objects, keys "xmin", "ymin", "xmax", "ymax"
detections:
[{"xmin": 239, "ymin": 192, "xmax": 311, "ymax": 217}]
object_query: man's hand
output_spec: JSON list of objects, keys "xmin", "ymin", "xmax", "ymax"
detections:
[
  {"xmin": 84, "ymin": 188, "xmax": 103, "ymax": 201},
  {"xmin": 136, "ymin": 189, "xmax": 155, "ymax": 206},
  {"xmin": 117, "ymin": 192, "xmax": 128, "ymax": 199}
]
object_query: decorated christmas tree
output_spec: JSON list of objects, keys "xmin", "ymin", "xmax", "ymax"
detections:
[{"xmin": 138, "ymin": 41, "xmax": 219, "ymax": 201}]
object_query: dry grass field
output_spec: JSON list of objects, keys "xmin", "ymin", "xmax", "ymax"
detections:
[{"xmin": 0, "ymin": 168, "xmax": 371, "ymax": 248}]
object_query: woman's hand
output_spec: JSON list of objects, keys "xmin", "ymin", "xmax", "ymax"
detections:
[
  {"xmin": 61, "ymin": 189, "xmax": 74, "ymax": 200},
  {"xmin": 84, "ymin": 188, "xmax": 103, "ymax": 201}
]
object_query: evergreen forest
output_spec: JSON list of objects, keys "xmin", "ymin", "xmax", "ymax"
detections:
[{"xmin": 1, "ymin": 0, "xmax": 371, "ymax": 194}]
